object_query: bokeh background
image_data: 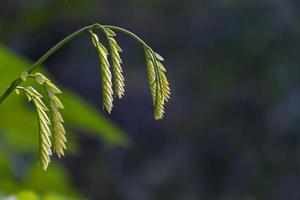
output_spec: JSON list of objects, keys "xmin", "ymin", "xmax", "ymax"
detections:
[{"xmin": 1, "ymin": 0, "xmax": 300, "ymax": 199}]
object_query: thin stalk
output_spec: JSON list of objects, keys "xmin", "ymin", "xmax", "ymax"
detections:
[
  {"xmin": 99, "ymin": 25, "xmax": 151, "ymax": 49},
  {"xmin": 0, "ymin": 24, "xmax": 153, "ymax": 105},
  {"xmin": 0, "ymin": 25, "xmax": 93, "ymax": 105}
]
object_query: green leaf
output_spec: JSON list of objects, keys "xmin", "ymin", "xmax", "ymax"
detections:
[
  {"xmin": 0, "ymin": 44, "xmax": 129, "ymax": 155},
  {"xmin": 16, "ymin": 190, "xmax": 39, "ymax": 200}
]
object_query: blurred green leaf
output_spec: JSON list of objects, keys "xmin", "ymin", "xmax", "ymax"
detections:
[
  {"xmin": 0, "ymin": 43, "xmax": 129, "ymax": 199},
  {"xmin": 0, "ymin": 44, "xmax": 129, "ymax": 153},
  {"xmin": 23, "ymin": 164, "xmax": 79, "ymax": 198},
  {"xmin": 16, "ymin": 190, "xmax": 39, "ymax": 200}
]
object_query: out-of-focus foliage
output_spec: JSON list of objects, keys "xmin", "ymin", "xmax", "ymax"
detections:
[
  {"xmin": 0, "ymin": 44, "xmax": 128, "ymax": 198},
  {"xmin": 0, "ymin": 189, "xmax": 74, "ymax": 200},
  {"xmin": 0, "ymin": 44, "xmax": 129, "ymax": 149},
  {"xmin": 2, "ymin": 0, "xmax": 300, "ymax": 200}
]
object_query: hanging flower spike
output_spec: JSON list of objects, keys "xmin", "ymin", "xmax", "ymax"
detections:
[
  {"xmin": 16, "ymin": 86, "xmax": 52, "ymax": 170},
  {"xmin": 34, "ymin": 73, "xmax": 66, "ymax": 158},
  {"xmin": 90, "ymin": 31, "xmax": 114, "ymax": 113},
  {"xmin": 104, "ymin": 28, "xmax": 125, "ymax": 99},
  {"xmin": 145, "ymin": 48, "xmax": 171, "ymax": 120}
]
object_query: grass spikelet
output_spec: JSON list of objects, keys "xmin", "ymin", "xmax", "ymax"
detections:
[
  {"xmin": 18, "ymin": 86, "xmax": 52, "ymax": 170},
  {"xmin": 104, "ymin": 27, "xmax": 125, "ymax": 99},
  {"xmin": 144, "ymin": 48, "xmax": 171, "ymax": 120},
  {"xmin": 90, "ymin": 31, "xmax": 114, "ymax": 113},
  {"xmin": 34, "ymin": 73, "xmax": 66, "ymax": 158}
]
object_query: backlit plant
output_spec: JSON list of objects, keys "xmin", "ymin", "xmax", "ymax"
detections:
[{"xmin": 0, "ymin": 23, "xmax": 171, "ymax": 170}]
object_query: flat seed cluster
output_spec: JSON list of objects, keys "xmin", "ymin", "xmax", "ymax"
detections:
[
  {"xmin": 104, "ymin": 28, "xmax": 125, "ymax": 99},
  {"xmin": 90, "ymin": 28, "xmax": 171, "ymax": 119},
  {"xmin": 91, "ymin": 31, "xmax": 114, "ymax": 113},
  {"xmin": 15, "ymin": 72, "xmax": 65, "ymax": 170},
  {"xmin": 145, "ymin": 49, "xmax": 171, "ymax": 119},
  {"xmin": 35, "ymin": 73, "xmax": 66, "ymax": 158},
  {"xmin": 16, "ymin": 86, "xmax": 52, "ymax": 170}
]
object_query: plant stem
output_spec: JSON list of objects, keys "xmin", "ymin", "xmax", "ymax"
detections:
[
  {"xmin": 0, "ymin": 23, "xmax": 153, "ymax": 105},
  {"xmin": 100, "ymin": 25, "xmax": 151, "ymax": 49},
  {"xmin": 0, "ymin": 25, "xmax": 93, "ymax": 105}
]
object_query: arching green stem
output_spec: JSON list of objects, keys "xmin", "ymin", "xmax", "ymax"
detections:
[
  {"xmin": 0, "ymin": 25, "xmax": 94, "ymax": 105},
  {"xmin": 98, "ymin": 24, "xmax": 151, "ymax": 49},
  {"xmin": 0, "ymin": 23, "xmax": 154, "ymax": 105}
]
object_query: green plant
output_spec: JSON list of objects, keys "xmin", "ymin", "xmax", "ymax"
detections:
[{"xmin": 0, "ymin": 23, "xmax": 171, "ymax": 170}]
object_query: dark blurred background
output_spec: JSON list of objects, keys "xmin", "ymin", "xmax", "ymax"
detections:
[{"xmin": 1, "ymin": 0, "xmax": 300, "ymax": 199}]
